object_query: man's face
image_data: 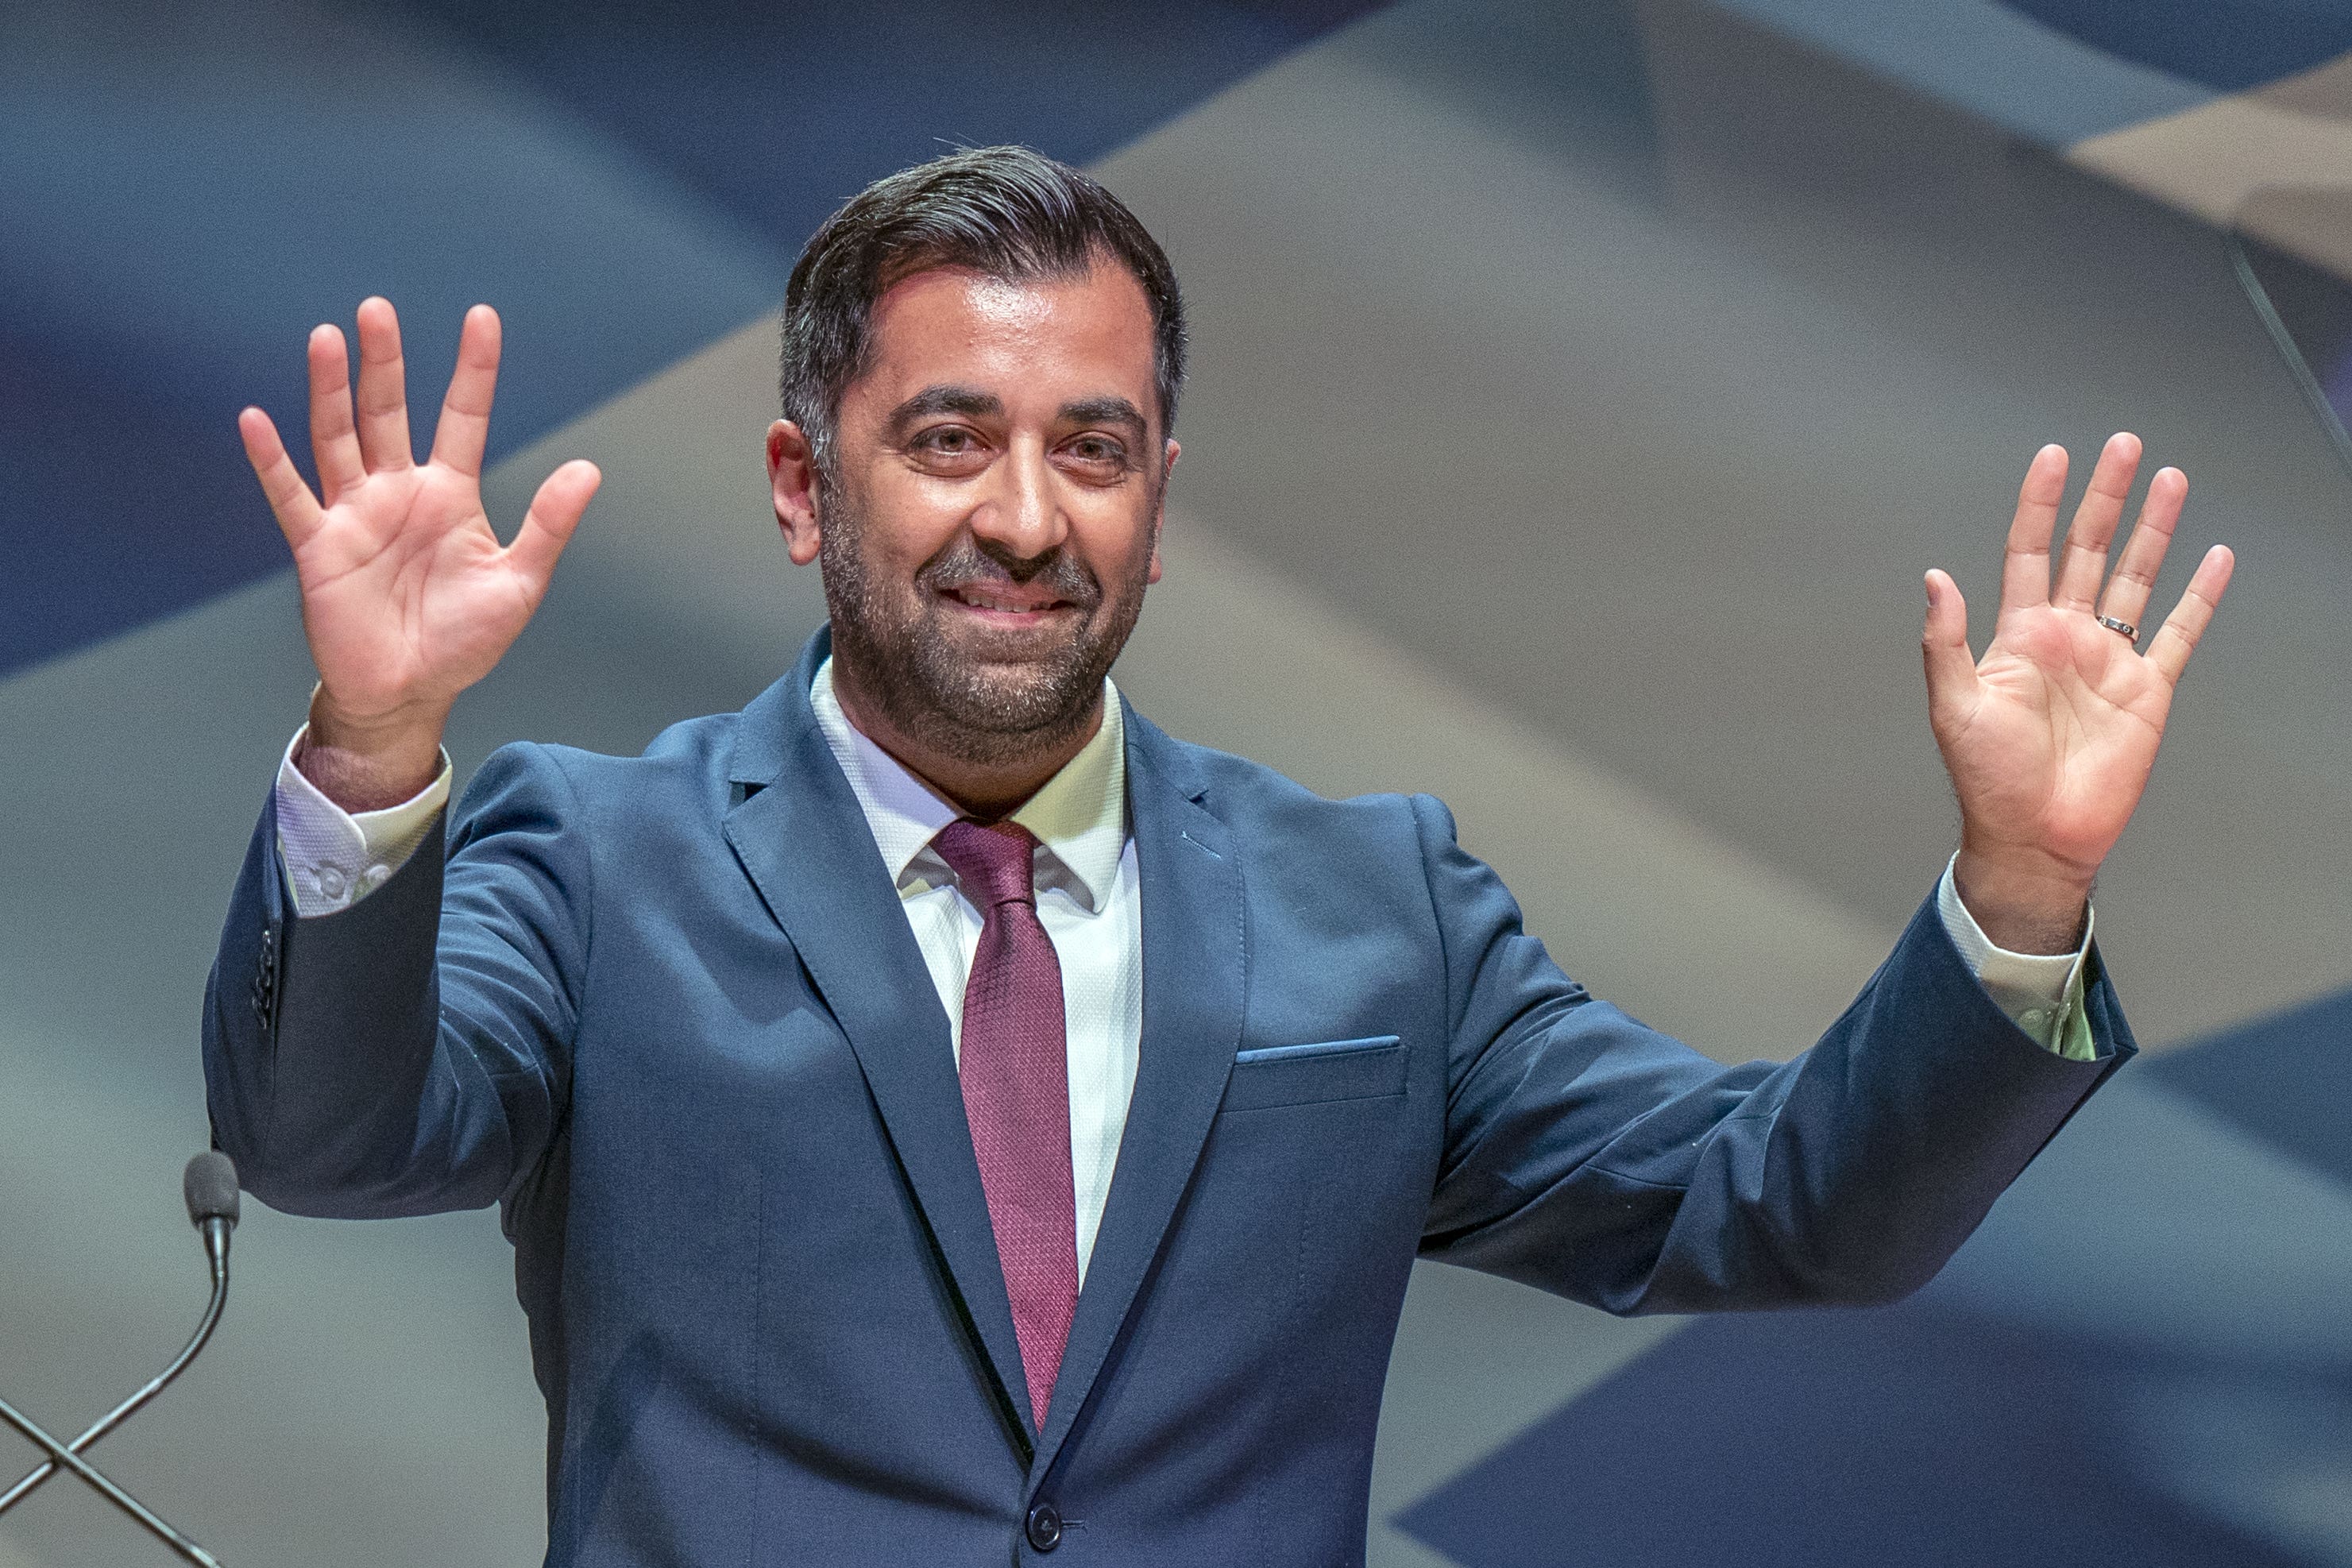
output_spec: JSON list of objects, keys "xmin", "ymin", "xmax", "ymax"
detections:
[{"xmin": 778, "ymin": 261, "xmax": 1173, "ymax": 768}]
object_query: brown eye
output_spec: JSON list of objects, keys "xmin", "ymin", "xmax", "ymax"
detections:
[
  {"xmin": 910, "ymin": 425, "xmax": 990, "ymax": 471},
  {"xmin": 1064, "ymin": 435, "xmax": 1127, "ymax": 470}
]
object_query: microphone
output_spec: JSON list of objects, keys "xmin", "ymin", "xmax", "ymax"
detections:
[
  {"xmin": 0, "ymin": 1152, "xmax": 241, "ymax": 1566},
  {"xmin": 185, "ymin": 1148, "xmax": 241, "ymax": 1283}
]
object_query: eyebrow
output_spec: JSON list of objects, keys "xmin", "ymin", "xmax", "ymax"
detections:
[
  {"xmin": 886, "ymin": 386, "xmax": 1152, "ymax": 444},
  {"xmin": 1057, "ymin": 396, "xmax": 1149, "ymax": 441},
  {"xmin": 886, "ymin": 385, "xmax": 1002, "ymax": 437}
]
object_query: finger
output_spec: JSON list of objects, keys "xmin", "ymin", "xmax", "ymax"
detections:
[
  {"xmin": 1999, "ymin": 443, "xmax": 2068, "ymax": 617},
  {"xmin": 506, "ymin": 460, "xmax": 601, "ymax": 597},
  {"xmin": 352, "ymin": 295, "xmax": 415, "ymax": 472},
  {"xmin": 2145, "ymin": 545, "xmax": 2235, "ymax": 686},
  {"xmin": 2053, "ymin": 431, "xmax": 2141, "ymax": 612},
  {"xmin": 2096, "ymin": 464, "xmax": 2185, "ymax": 634},
  {"xmin": 238, "ymin": 406, "xmax": 326, "ymax": 548},
  {"xmin": 305, "ymin": 323, "xmax": 366, "ymax": 504},
  {"xmin": 1921, "ymin": 569, "xmax": 1978, "ymax": 724},
  {"xmin": 430, "ymin": 304, "xmax": 502, "ymax": 478}
]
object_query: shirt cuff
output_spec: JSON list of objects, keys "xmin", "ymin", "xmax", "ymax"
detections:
[
  {"xmin": 273, "ymin": 725, "xmax": 452, "ymax": 917},
  {"xmin": 1935, "ymin": 855, "xmax": 2096, "ymax": 1061}
]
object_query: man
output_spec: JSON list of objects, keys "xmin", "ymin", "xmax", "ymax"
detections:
[{"xmin": 208, "ymin": 147, "xmax": 2232, "ymax": 1566}]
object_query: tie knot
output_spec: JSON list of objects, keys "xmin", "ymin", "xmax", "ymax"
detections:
[{"xmin": 933, "ymin": 818, "xmax": 1040, "ymax": 909}]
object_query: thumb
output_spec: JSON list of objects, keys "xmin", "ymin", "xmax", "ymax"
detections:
[
  {"xmin": 508, "ymin": 459, "xmax": 601, "ymax": 596},
  {"xmin": 1921, "ymin": 570, "xmax": 1977, "ymax": 726}
]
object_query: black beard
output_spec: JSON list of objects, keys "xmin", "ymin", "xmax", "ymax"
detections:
[{"xmin": 817, "ymin": 481, "xmax": 1153, "ymax": 768}]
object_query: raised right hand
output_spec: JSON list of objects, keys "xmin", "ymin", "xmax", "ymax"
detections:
[{"xmin": 238, "ymin": 298, "xmax": 600, "ymax": 807}]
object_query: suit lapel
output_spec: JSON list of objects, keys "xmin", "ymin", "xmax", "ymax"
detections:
[
  {"xmin": 1033, "ymin": 705, "xmax": 1245, "ymax": 1479},
  {"xmin": 720, "ymin": 634, "xmax": 1038, "ymax": 1442}
]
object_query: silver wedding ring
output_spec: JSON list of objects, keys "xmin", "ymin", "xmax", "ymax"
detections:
[{"xmin": 2098, "ymin": 615, "xmax": 2138, "ymax": 641}]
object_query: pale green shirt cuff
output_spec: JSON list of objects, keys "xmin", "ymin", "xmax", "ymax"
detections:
[
  {"xmin": 273, "ymin": 725, "xmax": 452, "ymax": 917},
  {"xmin": 1934, "ymin": 855, "xmax": 2097, "ymax": 1061}
]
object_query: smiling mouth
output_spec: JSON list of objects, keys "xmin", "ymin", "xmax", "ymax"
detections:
[{"xmin": 938, "ymin": 582, "xmax": 1078, "ymax": 620}]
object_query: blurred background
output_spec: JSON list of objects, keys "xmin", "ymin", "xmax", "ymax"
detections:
[{"xmin": 4, "ymin": 2, "xmax": 2350, "ymax": 1562}]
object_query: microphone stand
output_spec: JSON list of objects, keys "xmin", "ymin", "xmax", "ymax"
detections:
[
  {"xmin": 0, "ymin": 1154, "xmax": 238, "ymax": 1565},
  {"xmin": 0, "ymin": 1396, "xmax": 224, "ymax": 1567}
]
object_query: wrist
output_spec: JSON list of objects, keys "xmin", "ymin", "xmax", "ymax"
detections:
[
  {"xmin": 299, "ymin": 689, "xmax": 450, "ymax": 811},
  {"xmin": 1952, "ymin": 844, "xmax": 2093, "ymax": 956}
]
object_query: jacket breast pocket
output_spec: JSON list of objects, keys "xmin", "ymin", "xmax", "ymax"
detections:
[{"xmin": 1222, "ymin": 1036, "xmax": 1405, "ymax": 1112}]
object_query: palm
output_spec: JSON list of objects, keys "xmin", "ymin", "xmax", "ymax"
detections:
[
  {"xmin": 1924, "ymin": 435, "xmax": 2232, "ymax": 886},
  {"xmin": 240, "ymin": 299, "xmax": 599, "ymax": 726},
  {"xmin": 294, "ymin": 460, "xmax": 536, "ymax": 715}
]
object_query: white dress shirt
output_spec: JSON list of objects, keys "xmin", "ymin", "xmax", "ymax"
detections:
[
  {"xmin": 805, "ymin": 659, "xmax": 1142, "ymax": 1285},
  {"xmin": 272, "ymin": 670, "xmax": 2095, "ymax": 1278}
]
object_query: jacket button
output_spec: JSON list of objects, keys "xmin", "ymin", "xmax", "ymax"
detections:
[{"xmin": 1025, "ymin": 1502, "xmax": 1062, "ymax": 1551}]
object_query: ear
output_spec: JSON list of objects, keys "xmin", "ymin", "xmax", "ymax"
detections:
[
  {"xmin": 1148, "ymin": 438, "xmax": 1180, "ymax": 585},
  {"xmin": 768, "ymin": 419, "xmax": 823, "ymax": 566}
]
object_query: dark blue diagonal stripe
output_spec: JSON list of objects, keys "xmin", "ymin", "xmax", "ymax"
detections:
[
  {"xmin": 2145, "ymin": 984, "xmax": 2352, "ymax": 1188},
  {"xmin": 0, "ymin": 0, "xmax": 1388, "ymax": 681}
]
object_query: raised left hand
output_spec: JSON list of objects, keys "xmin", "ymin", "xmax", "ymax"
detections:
[{"xmin": 1923, "ymin": 433, "xmax": 2234, "ymax": 953}]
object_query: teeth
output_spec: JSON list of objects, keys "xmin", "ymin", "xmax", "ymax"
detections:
[{"xmin": 956, "ymin": 587, "xmax": 1049, "ymax": 613}]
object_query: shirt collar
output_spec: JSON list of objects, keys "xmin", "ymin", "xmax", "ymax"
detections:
[{"xmin": 809, "ymin": 655, "xmax": 1128, "ymax": 914}]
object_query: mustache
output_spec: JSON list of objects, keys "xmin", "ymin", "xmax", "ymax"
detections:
[{"xmin": 917, "ymin": 537, "xmax": 1102, "ymax": 610}]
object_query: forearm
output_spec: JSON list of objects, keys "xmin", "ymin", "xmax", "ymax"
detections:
[
  {"xmin": 209, "ymin": 741, "xmax": 587, "ymax": 1218},
  {"xmin": 207, "ymin": 799, "xmax": 466, "ymax": 1216},
  {"xmin": 295, "ymin": 686, "xmax": 451, "ymax": 811},
  {"xmin": 276, "ymin": 724, "xmax": 450, "ymax": 915},
  {"xmin": 1951, "ymin": 843, "xmax": 2091, "ymax": 956},
  {"xmin": 1425, "ymin": 888, "xmax": 2130, "ymax": 1319},
  {"xmin": 1646, "ymin": 893, "xmax": 2128, "ymax": 1311},
  {"xmin": 1937, "ymin": 857, "xmax": 2095, "ymax": 1060}
]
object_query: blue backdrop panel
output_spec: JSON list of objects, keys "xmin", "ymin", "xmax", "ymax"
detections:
[
  {"xmin": 1702, "ymin": 0, "xmax": 2215, "ymax": 146},
  {"xmin": 2149, "ymin": 986, "xmax": 2352, "ymax": 1188},
  {"xmin": 0, "ymin": 0, "xmax": 1383, "ymax": 681},
  {"xmin": 1401, "ymin": 987, "xmax": 2352, "ymax": 1568},
  {"xmin": 2003, "ymin": 0, "xmax": 2352, "ymax": 93},
  {"xmin": 396, "ymin": 0, "xmax": 1381, "ymax": 249},
  {"xmin": 1399, "ymin": 1307, "xmax": 2311, "ymax": 1568}
]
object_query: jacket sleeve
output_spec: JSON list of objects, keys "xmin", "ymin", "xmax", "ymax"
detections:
[
  {"xmin": 1412, "ymin": 794, "xmax": 2134, "ymax": 1314},
  {"xmin": 202, "ymin": 743, "xmax": 590, "ymax": 1219}
]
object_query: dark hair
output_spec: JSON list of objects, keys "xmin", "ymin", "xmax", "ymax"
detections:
[{"xmin": 779, "ymin": 145, "xmax": 1187, "ymax": 474}]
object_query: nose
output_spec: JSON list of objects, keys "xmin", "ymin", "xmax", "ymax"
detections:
[{"xmin": 970, "ymin": 435, "xmax": 1068, "ymax": 563}]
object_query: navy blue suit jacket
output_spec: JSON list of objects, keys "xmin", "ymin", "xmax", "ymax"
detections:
[{"xmin": 203, "ymin": 629, "xmax": 2133, "ymax": 1566}]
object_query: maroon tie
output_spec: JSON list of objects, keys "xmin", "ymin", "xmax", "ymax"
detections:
[{"xmin": 933, "ymin": 819, "xmax": 1078, "ymax": 1431}]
